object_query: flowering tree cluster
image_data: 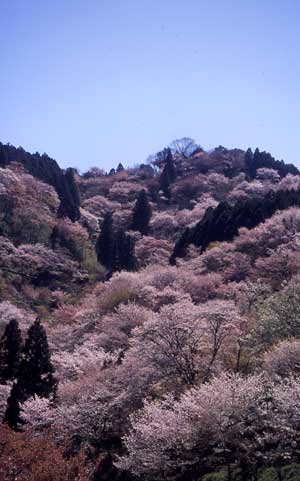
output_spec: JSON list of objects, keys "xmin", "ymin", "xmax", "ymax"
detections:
[
  {"xmin": 119, "ymin": 374, "xmax": 300, "ymax": 480},
  {"xmin": 2, "ymin": 141, "xmax": 300, "ymax": 480},
  {"xmin": 0, "ymin": 425, "xmax": 91, "ymax": 481},
  {"xmin": 0, "ymin": 167, "xmax": 59, "ymax": 245}
]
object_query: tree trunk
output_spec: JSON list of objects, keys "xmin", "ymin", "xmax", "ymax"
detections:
[
  {"xmin": 235, "ymin": 345, "xmax": 242, "ymax": 373},
  {"xmin": 275, "ymin": 466, "xmax": 283, "ymax": 481},
  {"xmin": 253, "ymin": 464, "xmax": 258, "ymax": 481}
]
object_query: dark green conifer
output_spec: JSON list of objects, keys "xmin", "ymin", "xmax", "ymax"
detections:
[
  {"xmin": 252, "ymin": 147, "xmax": 260, "ymax": 178},
  {"xmin": 131, "ymin": 190, "xmax": 152, "ymax": 235},
  {"xmin": 50, "ymin": 225, "xmax": 60, "ymax": 250},
  {"xmin": 95, "ymin": 212, "xmax": 114, "ymax": 270},
  {"xmin": 17, "ymin": 319, "xmax": 57, "ymax": 400},
  {"xmin": 165, "ymin": 148, "xmax": 176, "ymax": 182},
  {"xmin": 122, "ymin": 233, "xmax": 137, "ymax": 272},
  {"xmin": 3, "ymin": 382, "xmax": 24, "ymax": 430},
  {"xmin": 112, "ymin": 230, "xmax": 136, "ymax": 272},
  {"xmin": 244, "ymin": 148, "xmax": 254, "ymax": 179},
  {"xmin": 159, "ymin": 165, "xmax": 171, "ymax": 199},
  {"xmin": 0, "ymin": 319, "xmax": 22, "ymax": 383},
  {"xmin": 58, "ymin": 168, "xmax": 81, "ymax": 222},
  {"xmin": 3, "ymin": 319, "xmax": 57, "ymax": 430}
]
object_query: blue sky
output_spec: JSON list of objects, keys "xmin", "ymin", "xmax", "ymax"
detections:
[{"xmin": 1, "ymin": 0, "xmax": 300, "ymax": 171}]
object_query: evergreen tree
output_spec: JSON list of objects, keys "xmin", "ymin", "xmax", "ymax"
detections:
[
  {"xmin": 0, "ymin": 319, "xmax": 22, "ymax": 383},
  {"xmin": 131, "ymin": 190, "xmax": 152, "ymax": 235},
  {"xmin": 112, "ymin": 230, "xmax": 136, "ymax": 273},
  {"xmin": 58, "ymin": 168, "xmax": 81, "ymax": 222},
  {"xmin": 3, "ymin": 382, "xmax": 24, "ymax": 430},
  {"xmin": 170, "ymin": 187, "xmax": 300, "ymax": 263},
  {"xmin": 157, "ymin": 148, "xmax": 176, "ymax": 201},
  {"xmin": 169, "ymin": 227, "xmax": 191, "ymax": 265},
  {"xmin": 50, "ymin": 225, "xmax": 60, "ymax": 250},
  {"xmin": 95, "ymin": 212, "xmax": 114, "ymax": 270},
  {"xmin": 3, "ymin": 319, "xmax": 57, "ymax": 430},
  {"xmin": 165, "ymin": 148, "xmax": 176, "ymax": 182},
  {"xmin": 244, "ymin": 148, "xmax": 254, "ymax": 179},
  {"xmin": 156, "ymin": 148, "xmax": 176, "ymax": 180},
  {"xmin": 159, "ymin": 165, "xmax": 171, "ymax": 199},
  {"xmin": 252, "ymin": 147, "xmax": 260, "ymax": 178},
  {"xmin": 122, "ymin": 233, "xmax": 137, "ymax": 272},
  {"xmin": 111, "ymin": 231, "xmax": 122, "ymax": 273},
  {"xmin": 0, "ymin": 142, "xmax": 8, "ymax": 168},
  {"xmin": 116, "ymin": 162, "xmax": 124, "ymax": 172},
  {"xmin": 16, "ymin": 319, "xmax": 57, "ymax": 400}
]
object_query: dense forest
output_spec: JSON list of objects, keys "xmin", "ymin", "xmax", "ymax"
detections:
[{"xmin": 1, "ymin": 138, "xmax": 300, "ymax": 480}]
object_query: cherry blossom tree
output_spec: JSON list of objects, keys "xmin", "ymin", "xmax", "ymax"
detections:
[
  {"xmin": 0, "ymin": 383, "xmax": 11, "ymax": 421},
  {"xmin": 256, "ymin": 167, "xmax": 280, "ymax": 183},
  {"xmin": 124, "ymin": 299, "xmax": 240, "ymax": 386},
  {"xmin": 254, "ymin": 279, "xmax": 300, "ymax": 347},
  {"xmin": 135, "ymin": 235, "xmax": 172, "ymax": 267},
  {"xmin": 118, "ymin": 374, "xmax": 270, "ymax": 480},
  {"xmin": 264, "ymin": 339, "xmax": 300, "ymax": 379},
  {"xmin": 124, "ymin": 299, "xmax": 204, "ymax": 386}
]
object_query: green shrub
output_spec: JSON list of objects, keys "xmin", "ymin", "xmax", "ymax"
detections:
[
  {"xmin": 203, "ymin": 471, "xmax": 226, "ymax": 481},
  {"xmin": 99, "ymin": 287, "xmax": 138, "ymax": 312}
]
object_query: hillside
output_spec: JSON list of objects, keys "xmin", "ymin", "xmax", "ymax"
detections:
[{"xmin": 1, "ymin": 139, "xmax": 300, "ymax": 480}]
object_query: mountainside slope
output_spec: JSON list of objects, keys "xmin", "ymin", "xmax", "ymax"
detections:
[{"xmin": 1, "ymin": 140, "xmax": 300, "ymax": 480}]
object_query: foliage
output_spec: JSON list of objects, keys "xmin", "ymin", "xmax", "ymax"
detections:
[
  {"xmin": 254, "ymin": 281, "xmax": 300, "ymax": 347},
  {"xmin": 2, "ymin": 140, "xmax": 300, "ymax": 479},
  {"xmin": 0, "ymin": 143, "xmax": 81, "ymax": 222},
  {"xmin": 0, "ymin": 319, "xmax": 22, "ymax": 383},
  {"xmin": 245, "ymin": 147, "xmax": 299, "ymax": 179},
  {"xmin": 131, "ymin": 190, "xmax": 152, "ymax": 235},
  {"xmin": 171, "ymin": 188, "xmax": 300, "ymax": 262},
  {"xmin": 169, "ymin": 137, "xmax": 201, "ymax": 158},
  {"xmin": 111, "ymin": 230, "xmax": 137, "ymax": 273},
  {"xmin": 4, "ymin": 320, "xmax": 57, "ymax": 429},
  {"xmin": 0, "ymin": 425, "xmax": 91, "ymax": 481},
  {"xmin": 95, "ymin": 212, "xmax": 114, "ymax": 270}
]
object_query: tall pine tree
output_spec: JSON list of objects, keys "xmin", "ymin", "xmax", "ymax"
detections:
[
  {"xmin": 165, "ymin": 148, "xmax": 176, "ymax": 182},
  {"xmin": 3, "ymin": 382, "xmax": 24, "ymax": 430},
  {"xmin": 121, "ymin": 232, "xmax": 137, "ymax": 271},
  {"xmin": 95, "ymin": 212, "xmax": 114, "ymax": 270},
  {"xmin": 159, "ymin": 165, "xmax": 171, "ymax": 200},
  {"xmin": 158, "ymin": 148, "xmax": 176, "ymax": 201},
  {"xmin": 58, "ymin": 168, "xmax": 81, "ymax": 222},
  {"xmin": 17, "ymin": 319, "xmax": 57, "ymax": 399},
  {"xmin": 112, "ymin": 230, "xmax": 137, "ymax": 273},
  {"xmin": 131, "ymin": 190, "xmax": 152, "ymax": 235},
  {"xmin": 3, "ymin": 319, "xmax": 57, "ymax": 429},
  {"xmin": 0, "ymin": 319, "xmax": 22, "ymax": 383},
  {"xmin": 244, "ymin": 147, "xmax": 255, "ymax": 179}
]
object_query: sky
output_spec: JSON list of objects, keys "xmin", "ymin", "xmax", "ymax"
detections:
[{"xmin": 1, "ymin": 0, "xmax": 300, "ymax": 171}]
